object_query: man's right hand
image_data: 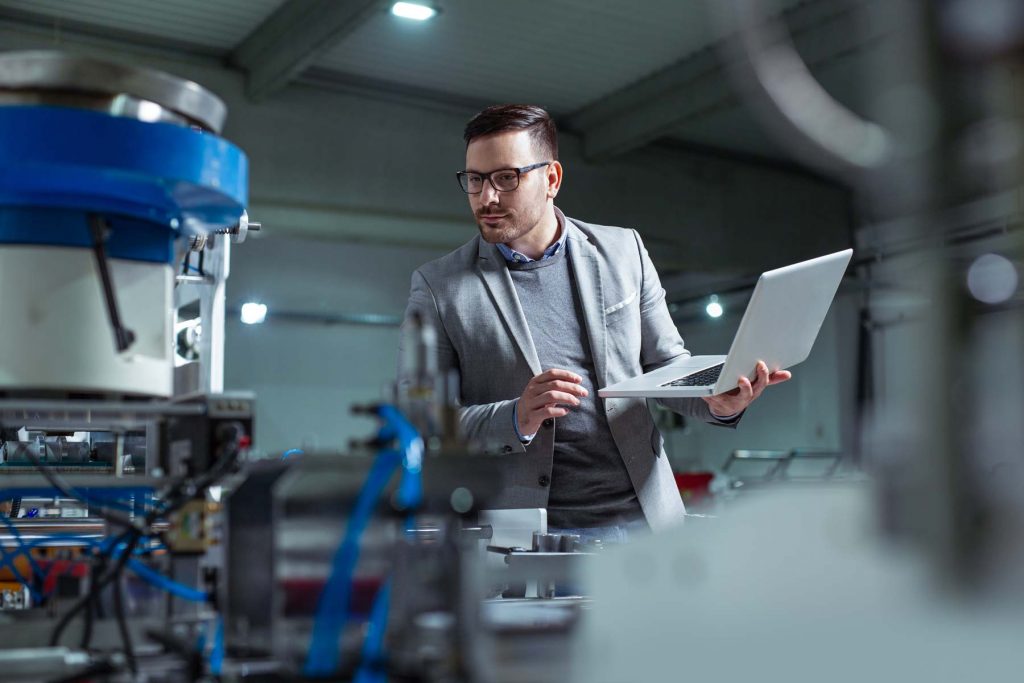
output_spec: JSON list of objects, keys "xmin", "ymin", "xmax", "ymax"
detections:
[{"xmin": 516, "ymin": 369, "xmax": 588, "ymax": 437}]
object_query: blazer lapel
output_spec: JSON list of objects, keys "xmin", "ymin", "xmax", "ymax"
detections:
[
  {"xmin": 566, "ymin": 222, "xmax": 608, "ymax": 388},
  {"xmin": 476, "ymin": 238, "xmax": 542, "ymax": 376}
]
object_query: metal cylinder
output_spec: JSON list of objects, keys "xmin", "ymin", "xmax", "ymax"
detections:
[
  {"xmin": 532, "ymin": 532, "xmax": 560, "ymax": 552},
  {"xmin": 0, "ymin": 51, "xmax": 247, "ymax": 397},
  {"xmin": 558, "ymin": 534, "xmax": 581, "ymax": 553},
  {"xmin": 0, "ymin": 51, "xmax": 227, "ymax": 132}
]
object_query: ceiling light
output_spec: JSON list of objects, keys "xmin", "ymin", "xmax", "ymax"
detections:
[
  {"xmin": 391, "ymin": 2, "xmax": 436, "ymax": 21},
  {"xmin": 705, "ymin": 295, "xmax": 723, "ymax": 319},
  {"xmin": 240, "ymin": 302, "xmax": 267, "ymax": 325},
  {"xmin": 966, "ymin": 253, "xmax": 1018, "ymax": 304}
]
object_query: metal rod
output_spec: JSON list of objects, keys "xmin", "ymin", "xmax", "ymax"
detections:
[{"xmin": 87, "ymin": 214, "xmax": 136, "ymax": 353}]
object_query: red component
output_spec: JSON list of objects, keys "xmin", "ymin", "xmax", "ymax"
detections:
[
  {"xmin": 280, "ymin": 576, "xmax": 385, "ymax": 618},
  {"xmin": 38, "ymin": 559, "xmax": 89, "ymax": 595},
  {"xmin": 238, "ymin": 435, "xmax": 252, "ymax": 449},
  {"xmin": 675, "ymin": 471, "xmax": 715, "ymax": 508}
]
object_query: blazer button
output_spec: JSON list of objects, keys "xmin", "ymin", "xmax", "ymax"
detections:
[
  {"xmin": 502, "ymin": 445, "xmax": 513, "ymax": 454},
  {"xmin": 538, "ymin": 474, "xmax": 550, "ymax": 487},
  {"xmin": 542, "ymin": 419, "xmax": 554, "ymax": 428}
]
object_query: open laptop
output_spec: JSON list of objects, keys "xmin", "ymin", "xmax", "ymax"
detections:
[{"xmin": 598, "ymin": 248, "xmax": 853, "ymax": 398}]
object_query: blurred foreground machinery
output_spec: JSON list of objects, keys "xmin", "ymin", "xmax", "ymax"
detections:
[
  {"xmin": 215, "ymin": 312, "xmax": 596, "ymax": 682},
  {"xmin": 0, "ymin": 50, "xmax": 257, "ymax": 681},
  {"xmin": 572, "ymin": 1, "xmax": 1024, "ymax": 681},
  {"xmin": 0, "ymin": 52, "xmax": 592, "ymax": 681}
]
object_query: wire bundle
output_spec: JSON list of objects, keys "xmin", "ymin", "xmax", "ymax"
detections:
[{"xmin": 0, "ymin": 422, "xmax": 245, "ymax": 677}]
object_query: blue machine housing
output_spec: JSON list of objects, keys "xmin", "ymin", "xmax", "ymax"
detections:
[{"xmin": 0, "ymin": 105, "xmax": 249, "ymax": 264}]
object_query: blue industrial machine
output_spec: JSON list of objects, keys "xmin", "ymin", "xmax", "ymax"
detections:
[{"xmin": 0, "ymin": 51, "xmax": 248, "ymax": 397}]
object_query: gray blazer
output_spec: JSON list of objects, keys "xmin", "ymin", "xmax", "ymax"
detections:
[{"xmin": 399, "ymin": 213, "xmax": 737, "ymax": 531}]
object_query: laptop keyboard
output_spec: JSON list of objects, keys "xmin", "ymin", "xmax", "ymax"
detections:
[{"xmin": 661, "ymin": 363, "xmax": 725, "ymax": 388}]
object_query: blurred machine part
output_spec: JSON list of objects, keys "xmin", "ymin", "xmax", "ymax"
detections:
[
  {"xmin": 575, "ymin": 485, "xmax": 1023, "ymax": 683},
  {"xmin": 0, "ymin": 51, "xmax": 248, "ymax": 397},
  {"xmin": 714, "ymin": 0, "xmax": 1024, "ymax": 590},
  {"xmin": 576, "ymin": 0, "xmax": 1024, "ymax": 680},
  {"xmin": 0, "ymin": 50, "xmax": 259, "ymax": 681},
  {"xmin": 218, "ymin": 313, "xmax": 589, "ymax": 682}
]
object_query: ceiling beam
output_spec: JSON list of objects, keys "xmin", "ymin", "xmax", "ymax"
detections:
[
  {"xmin": 230, "ymin": 0, "xmax": 381, "ymax": 102},
  {"xmin": 0, "ymin": 7, "xmax": 225, "ymax": 63},
  {"xmin": 299, "ymin": 67, "xmax": 492, "ymax": 117},
  {"xmin": 568, "ymin": 0, "xmax": 886, "ymax": 162}
]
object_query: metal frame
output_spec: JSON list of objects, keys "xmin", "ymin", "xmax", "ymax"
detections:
[
  {"xmin": 174, "ymin": 233, "xmax": 231, "ymax": 395},
  {"xmin": 722, "ymin": 449, "xmax": 849, "ymax": 487}
]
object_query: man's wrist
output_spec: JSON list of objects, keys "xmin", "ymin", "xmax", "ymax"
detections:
[{"xmin": 512, "ymin": 400, "xmax": 536, "ymax": 443}]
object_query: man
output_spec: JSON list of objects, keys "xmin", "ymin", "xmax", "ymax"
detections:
[{"xmin": 400, "ymin": 104, "xmax": 789, "ymax": 537}]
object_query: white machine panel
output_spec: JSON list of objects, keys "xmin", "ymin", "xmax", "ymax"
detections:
[{"xmin": 0, "ymin": 245, "xmax": 174, "ymax": 396}]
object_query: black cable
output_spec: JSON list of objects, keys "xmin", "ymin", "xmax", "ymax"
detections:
[
  {"xmin": 51, "ymin": 529, "xmax": 139, "ymax": 648},
  {"xmin": 79, "ymin": 552, "xmax": 107, "ymax": 649},
  {"xmin": 49, "ymin": 431, "xmax": 243, "ymax": 652},
  {"xmin": 111, "ymin": 567, "xmax": 137, "ymax": 676},
  {"xmin": 22, "ymin": 448, "xmax": 141, "ymax": 532},
  {"xmin": 145, "ymin": 628, "xmax": 204, "ymax": 680}
]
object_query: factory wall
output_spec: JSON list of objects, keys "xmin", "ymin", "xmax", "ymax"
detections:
[
  {"xmin": 670, "ymin": 292, "xmax": 862, "ymax": 472},
  {"xmin": 225, "ymin": 233, "xmax": 863, "ymax": 464},
  {"xmin": 223, "ymin": 236, "xmax": 441, "ymax": 455},
  {"xmin": 2, "ymin": 25, "xmax": 860, "ymax": 466}
]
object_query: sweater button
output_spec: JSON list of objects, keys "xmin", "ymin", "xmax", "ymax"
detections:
[
  {"xmin": 538, "ymin": 474, "xmax": 550, "ymax": 487},
  {"xmin": 542, "ymin": 419, "xmax": 554, "ymax": 428}
]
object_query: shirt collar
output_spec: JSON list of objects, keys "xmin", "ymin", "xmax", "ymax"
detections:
[{"xmin": 496, "ymin": 209, "xmax": 567, "ymax": 264}]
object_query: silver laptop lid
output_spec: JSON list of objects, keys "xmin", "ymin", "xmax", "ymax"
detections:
[{"xmin": 712, "ymin": 248, "xmax": 853, "ymax": 393}]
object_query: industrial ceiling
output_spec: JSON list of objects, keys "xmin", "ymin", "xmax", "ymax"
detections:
[{"xmin": 0, "ymin": 0, "xmax": 871, "ymax": 167}]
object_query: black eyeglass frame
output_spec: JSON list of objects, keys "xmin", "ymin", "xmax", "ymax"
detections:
[{"xmin": 455, "ymin": 161, "xmax": 552, "ymax": 194}]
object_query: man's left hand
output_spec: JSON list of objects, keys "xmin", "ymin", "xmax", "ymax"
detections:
[{"xmin": 703, "ymin": 361, "xmax": 791, "ymax": 419}]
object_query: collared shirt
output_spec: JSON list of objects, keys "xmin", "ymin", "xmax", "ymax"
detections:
[{"xmin": 496, "ymin": 211, "xmax": 567, "ymax": 264}]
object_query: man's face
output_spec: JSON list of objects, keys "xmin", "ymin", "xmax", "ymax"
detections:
[{"xmin": 465, "ymin": 130, "xmax": 553, "ymax": 244}]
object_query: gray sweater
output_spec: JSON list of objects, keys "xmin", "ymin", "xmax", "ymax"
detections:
[{"xmin": 508, "ymin": 246, "xmax": 645, "ymax": 528}]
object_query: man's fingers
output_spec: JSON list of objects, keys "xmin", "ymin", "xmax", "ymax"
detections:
[
  {"xmin": 536, "ymin": 379, "xmax": 588, "ymax": 397},
  {"xmin": 536, "ymin": 369, "xmax": 582, "ymax": 384},
  {"xmin": 739, "ymin": 375, "xmax": 754, "ymax": 401},
  {"xmin": 768, "ymin": 370, "xmax": 792, "ymax": 385},
  {"xmin": 535, "ymin": 405, "xmax": 569, "ymax": 419},
  {"xmin": 534, "ymin": 390, "xmax": 581, "ymax": 407}
]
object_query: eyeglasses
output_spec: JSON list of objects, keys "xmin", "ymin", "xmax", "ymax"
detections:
[{"xmin": 456, "ymin": 161, "xmax": 551, "ymax": 194}]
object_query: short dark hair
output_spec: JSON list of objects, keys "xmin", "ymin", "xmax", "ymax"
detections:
[{"xmin": 463, "ymin": 104, "xmax": 558, "ymax": 160}]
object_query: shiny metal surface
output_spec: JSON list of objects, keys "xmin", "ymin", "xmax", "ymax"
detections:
[
  {"xmin": 0, "ymin": 51, "xmax": 227, "ymax": 132},
  {"xmin": 0, "ymin": 90, "xmax": 195, "ymax": 129}
]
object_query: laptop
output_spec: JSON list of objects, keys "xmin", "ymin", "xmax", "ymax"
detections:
[{"xmin": 598, "ymin": 248, "xmax": 853, "ymax": 398}]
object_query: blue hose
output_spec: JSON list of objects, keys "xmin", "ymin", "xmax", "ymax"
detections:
[
  {"xmin": 303, "ymin": 449, "xmax": 401, "ymax": 676},
  {"xmin": 209, "ymin": 617, "xmax": 225, "ymax": 674},
  {"xmin": 303, "ymin": 404, "xmax": 425, "ymax": 677},
  {"xmin": 353, "ymin": 579, "xmax": 391, "ymax": 683},
  {"xmin": 1, "ymin": 528, "xmax": 207, "ymax": 602},
  {"xmin": 378, "ymin": 405, "xmax": 423, "ymax": 511},
  {"xmin": 0, "ymin": 543, "xmax": 39, "ymax": 602},
  {"xmin": 126, "ymin": 558, "xmax": 209, "ymax": 603},
  {"xmin": 0, "ymin": 509, "xmax": 46, "ymax": 580}
]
